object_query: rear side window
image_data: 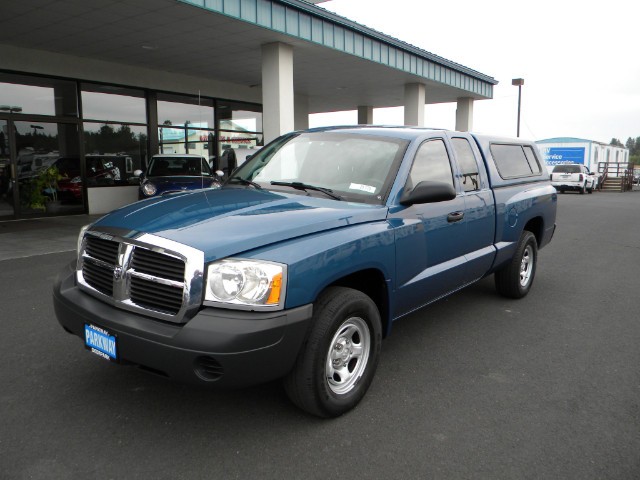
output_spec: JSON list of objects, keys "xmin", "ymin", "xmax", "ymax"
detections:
[
  {"xmin": 490, "ymin": 144, "xmax": 541, "ymax": 179},
  {"xmin": 523, "ymin": 146, "xmax": 542, "ymax": 174},
  {"xmin": 451, "ymin": 137, "xmax": 480, "ymax": 192}
]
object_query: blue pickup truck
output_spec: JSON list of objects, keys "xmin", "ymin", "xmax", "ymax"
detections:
[{"xmin": 54, "ymin": 126, "xmax": 557, "ymax": 417}]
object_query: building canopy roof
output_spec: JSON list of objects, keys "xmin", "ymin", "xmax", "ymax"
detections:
[{"xmin": 0, "ymin": 0, "xmax": 497, "ymax": 113}]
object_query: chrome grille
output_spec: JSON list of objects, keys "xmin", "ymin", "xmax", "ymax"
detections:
[
  {"xmin": 77, "ymin": 229, "xmax": 204, "ymax": 323},
  {"xmin": 83, "ymin": 236, "xmax": 119, "ymax": 295},
  {"xmin": 85, "ymin": 236, "xmax": 119, "ymax": 264},
  {"xmin": 131, "ymin": 248, "xmax": 184, "ymax": 282},
  {"xmin": 82, "ymin": 260, "xmax": 115, "ymax": 296},
  {"xmin": 130, "ymin": 274, "xmax": 184, "ymax": 314}
]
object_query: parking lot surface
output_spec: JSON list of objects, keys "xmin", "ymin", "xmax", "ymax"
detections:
[{"xmin": 1, "ymin": 192, "xmax": 639, "ymax": 479}]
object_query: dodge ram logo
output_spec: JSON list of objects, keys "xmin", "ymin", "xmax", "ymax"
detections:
[{"xmin": 113, "ymin": 266, "xmax": 123, "ymax": 281}]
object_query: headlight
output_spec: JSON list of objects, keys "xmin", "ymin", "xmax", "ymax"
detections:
[
  {"xmin": 70, "ymin": 176, "xmax": 82, "ymax": 184},
  {"xmin": 142, "ymin": 181, "xmax": 157, "ymax": 196},
  {"xmin": 204, "ymin": 259, "xmax": 286, "ymax": 310}
]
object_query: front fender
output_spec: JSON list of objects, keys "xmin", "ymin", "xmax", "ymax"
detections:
[{"xmin": 242, "ymin": 221, "xmax": 396, "ymax": 310}]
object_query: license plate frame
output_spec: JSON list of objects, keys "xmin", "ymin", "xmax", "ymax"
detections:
[{"xmin": 84, "ymin": 323, "xmax": 118, "ymax": 362}]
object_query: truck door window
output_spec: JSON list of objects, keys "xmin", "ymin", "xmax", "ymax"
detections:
[
  {"xmin": 408, "ymin": 139, "xmax": 454, "ymax": 190},
  {"xmin": 451, "ymin": 137, "xmax": 480, "ymax": 192}
]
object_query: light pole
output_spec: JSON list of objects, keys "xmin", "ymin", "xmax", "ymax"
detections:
[
  {"xmin": 184, "ymin": 120, "xmax": 191, "ymax": 154},
  {"xmin": 512, "ymin": 78, "xmax": 524, "ymax": 137}
]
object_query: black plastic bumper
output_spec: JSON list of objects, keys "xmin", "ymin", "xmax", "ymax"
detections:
[{"xmin": 53, "ymin": 261, "xmax": 313, "ymax": 388}]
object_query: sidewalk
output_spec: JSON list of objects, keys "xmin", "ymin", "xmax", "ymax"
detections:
[{"xmin": 0, "ymin": 214, "xmax": 101, "ymax": 261}]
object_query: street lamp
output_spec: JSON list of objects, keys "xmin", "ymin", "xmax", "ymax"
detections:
[
  {"xmin": 184, "ymin": 120, "xmax": 191, "ymax": 154},
  {"xmin": 512, "ymin": 78, "xmax": 524, "ymax": 137}
]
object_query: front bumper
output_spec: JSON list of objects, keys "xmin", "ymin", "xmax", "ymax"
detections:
[{"xmin": 53, "ymin": 261, "xmax": 313, "ymax": 388}]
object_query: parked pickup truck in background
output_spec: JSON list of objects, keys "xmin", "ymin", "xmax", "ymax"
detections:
[
  {"xmin": 54, "ymin": 126, "xmax": 557, "ymax": 417},
  {"xmin": 550, "ymin": 163, "xmax": 596, "ymax": 194}
]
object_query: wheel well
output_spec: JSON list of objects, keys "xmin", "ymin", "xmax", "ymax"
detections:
[
  {"xmin": 329, "ymin": 269, "xmax": 390, "ymax": 338},
  {"xmin": 524, "ymin": 217, "xmax": 543, "ymax": 246}
]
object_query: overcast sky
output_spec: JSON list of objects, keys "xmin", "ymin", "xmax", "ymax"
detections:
[{"xmin": 309, "ymin": 0, "xmax": 639, "ymax": 144}]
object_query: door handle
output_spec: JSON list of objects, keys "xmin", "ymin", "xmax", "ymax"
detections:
[{"xmin": 447, "ymin": 211, "xmax": 464, "ymax": 223}]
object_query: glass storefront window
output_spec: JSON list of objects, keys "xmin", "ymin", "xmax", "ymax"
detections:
[
  {"xmin": 0, "ymin": 72, "xmax": 78, "ymax": 117},
  {"xmin": 218, "ymin": 101, "xmax": 262, "ymax": 133},
  {"xmin": 13, "ymin": 121, "xmax": 82, "ymax": 214},
  {"xmin": 157, "ymin": 93, "xmax": 215, "ymax": 129},
  {"xmin": 81, "ymin": 84, "xmax": 146, "ymax": 124},
  {"xmin": 83, "ymin": 122, "xmax": 148, "ymax": 185},
  {"xmin": 159, "ymin": 126, "xmax": 214, "ymax": 159}
]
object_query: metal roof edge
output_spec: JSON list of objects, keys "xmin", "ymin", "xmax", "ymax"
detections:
[
  {"xmin": 536, "ymin": 137, "xmax": 593, "ymax": 144},
  {"xmin": 277, "ymin": 0, "xmax": 498, "ymax": 84}
]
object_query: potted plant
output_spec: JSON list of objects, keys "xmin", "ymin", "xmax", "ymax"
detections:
[{"xmin": 31, "ymin": 165, "xmax": 65, "ymax": 213}]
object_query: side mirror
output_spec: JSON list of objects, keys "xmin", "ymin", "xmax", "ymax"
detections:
[
  {"xmin": 215, "ymin": 170, "xmax": 225, "ymax": 178},
  {"xmin": 133, "ymin": 169, "xmax": 143, "ymax": 177},
  {"xmin": 400, "ymin": 181, "xmax": 456, "ymax": 205}
]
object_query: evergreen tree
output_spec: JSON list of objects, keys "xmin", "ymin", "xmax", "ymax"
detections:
[{"xmin": 625, "ymin": 137, "xmax": 635, "ymax": 152}]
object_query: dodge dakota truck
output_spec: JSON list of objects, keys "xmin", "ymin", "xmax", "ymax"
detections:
[{"xmin": 54, "ymin": 126, "xmax": 557, "ymax": 417}]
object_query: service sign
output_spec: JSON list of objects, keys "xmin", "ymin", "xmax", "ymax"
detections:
[{"xmin": 542, "ymin": 147, "xmax": 586, "ymax": 166}]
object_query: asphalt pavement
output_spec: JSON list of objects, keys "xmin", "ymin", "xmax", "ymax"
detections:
[{"xmin": 1, "ymin": 191, "xmax": 639, "ymax": 479}]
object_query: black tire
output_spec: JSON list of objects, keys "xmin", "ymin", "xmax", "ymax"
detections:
[
  {"xmin": 495, "ymin": 231, "xmax": 538, "ymax": 299},
  {"xmin": 283, "ymin": 286, "xmax": 382, "ymax": 418},
  {"xmin": 579, "ymin": 184, "xmax": 586, "ymax": 194}
]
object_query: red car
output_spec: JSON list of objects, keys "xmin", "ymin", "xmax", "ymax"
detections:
[{"xmin": 57, "ymin": 156, "xmax": 120, "ymax": 201}]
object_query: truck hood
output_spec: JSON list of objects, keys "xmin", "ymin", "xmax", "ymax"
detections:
[{"xmin": 94, "ymin": 187, "xmax": 388, "ymax": 261}]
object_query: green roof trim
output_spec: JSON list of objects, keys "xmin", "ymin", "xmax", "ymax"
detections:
[{"xmin": 179, "ymin": 0, "xmax": 496, "ymax": 99}]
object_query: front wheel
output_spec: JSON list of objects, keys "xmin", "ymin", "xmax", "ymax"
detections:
[
  {"xmin": 283, "ymin": 287, "xmax": 382, "ymax": 418},
  {"xmin": 495, "ymin": 231, "xmax": 538, "ymax": 299}
]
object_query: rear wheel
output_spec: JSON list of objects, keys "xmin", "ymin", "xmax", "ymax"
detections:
[
  {"xmin": 579, "ymin": 183, "xmax": 586, "ymax": 194},
  {"xmin": 283, "ymin": 287, "xmax": 382, "ymax": 418},
  {"xmin": 495, "ymin": 231, "xmax": 538, "ymax": 299}
]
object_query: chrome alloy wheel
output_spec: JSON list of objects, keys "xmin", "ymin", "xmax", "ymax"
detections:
[
  {"xmin": 325, "ymin": 317, "xmax": 371, "ymax": 395},
  {"xmin": 520, "ymin": 245, "xmax": 534, "ymax": 287}
]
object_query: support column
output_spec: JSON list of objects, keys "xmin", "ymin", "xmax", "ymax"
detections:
[
  {"xmin": 261, "ymin": 42, "xmax": 294, "ymax": 143},
  {"xmin": 455, "ymin": 97, "xmax": 474, "ymax": 132},
  {"xmin": 404, "ymin": 83, "xmax": 425, "ymax": 126},
  {"xmin": 294, "ymin": 94, "xmax": 309, "ymax": 131},
  {"xmin": 357, "ymin": 106, "xmax": 373, "ymax": 125}
]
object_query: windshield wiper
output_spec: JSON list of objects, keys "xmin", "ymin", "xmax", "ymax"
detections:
[
  {"xmin": 270, "ymin": 181, "xmax": 342, "ymax": 201},
  {"xmin": 227, "ymin": 176, "xmax": 262, "ymax": 189}
]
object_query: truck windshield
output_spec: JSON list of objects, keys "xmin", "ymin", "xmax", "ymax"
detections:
[{"xmin": 229, "ymin": 132, "xmax": 408, "ymax": 204}]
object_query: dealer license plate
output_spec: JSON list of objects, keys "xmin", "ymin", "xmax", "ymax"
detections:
[{"xmin": 84, "ymin": 324, "xmax": 118, "ymax": 361}]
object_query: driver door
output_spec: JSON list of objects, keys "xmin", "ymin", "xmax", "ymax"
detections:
[{"xmin": 391, "ymin": 137, "xmax": 468, "ymax": 317}]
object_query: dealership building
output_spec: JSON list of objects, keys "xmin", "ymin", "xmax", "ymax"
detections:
[{"xmin": 0, "ymin": 0, "xmax": 498, "ymax": 220}]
